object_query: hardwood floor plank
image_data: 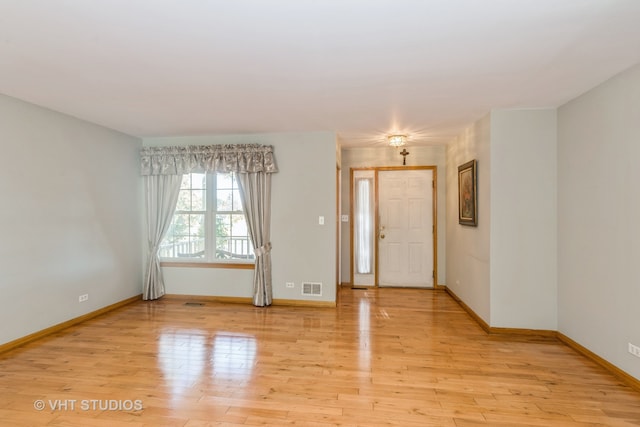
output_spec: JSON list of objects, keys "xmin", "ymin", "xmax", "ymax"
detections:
[{"xmin": 0, "ymin": 287, "xmax": 638, "ymax": 426}]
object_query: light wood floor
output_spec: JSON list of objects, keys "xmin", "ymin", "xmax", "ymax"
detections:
[{"xmin": 1, "ymin": 287, "xmax": 639, "ymax": 426}]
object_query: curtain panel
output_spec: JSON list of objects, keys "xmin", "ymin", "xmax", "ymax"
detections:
[
  {"xmin": 140, "ymin": 144, "xmax": 277, "ymax": 306},
  {"xmin": 237, "ymin": 173, "xmax": 273, "ymax": 307},
  {"xmin": 140, "ymin": 144, "xmax": 278, "ymax": 175},
  {"xmin": 143, "ymin": 175, "xmax": 182, "ymax": 300}
]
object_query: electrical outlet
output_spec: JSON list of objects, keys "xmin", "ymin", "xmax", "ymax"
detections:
[
  {"xmin": 341, "ymin": 215, "xmax": 349, "ymax": 222},
  {"xmin": 78, "ymin": 294, "xmax": 89, "ymax": 303},
  {"xmin": 629, "ymin": 343, "xmax": 640, "ymax": 358},
  {"xmin": 286, "ymin": 282, "xmax": 295, "ymax": 288}
]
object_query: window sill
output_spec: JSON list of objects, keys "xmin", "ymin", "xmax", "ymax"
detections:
[{"xmin": 160, "ymin": 261, "xmax": 254, "ymax": 270}]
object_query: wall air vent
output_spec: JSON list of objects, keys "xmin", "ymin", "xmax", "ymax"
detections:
[{"xmin": 301, "ymin": 282, "xmax": 322, "ymax": 296}]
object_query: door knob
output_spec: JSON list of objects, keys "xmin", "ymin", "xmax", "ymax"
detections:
[{"xmin": 380, "ymin": 233, "xmax": 385, "ymax": 239}]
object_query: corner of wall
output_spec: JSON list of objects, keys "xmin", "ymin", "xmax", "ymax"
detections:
[{"xmin": 445, "ymin": 114, "xmax": 491, "ymax": 324}]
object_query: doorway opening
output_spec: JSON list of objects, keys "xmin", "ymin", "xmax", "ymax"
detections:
[{"xmin": 349, "ymin": 166, "xmax": 437, "ymax": 288}]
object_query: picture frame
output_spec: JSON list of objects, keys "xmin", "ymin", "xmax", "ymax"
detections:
[{"xmin": 458, "ymin": 160, "xmax": 477, "ymax": 226}]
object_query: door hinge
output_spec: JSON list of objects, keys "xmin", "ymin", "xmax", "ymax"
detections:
[{"xmin": 432, "ymin": 180, "xmax": 435, "ymax": 188}]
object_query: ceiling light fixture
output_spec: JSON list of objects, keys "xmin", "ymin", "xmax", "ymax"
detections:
[{"xmin": 388, "ymin": 134, "xmax": 407, "ymax": 147}]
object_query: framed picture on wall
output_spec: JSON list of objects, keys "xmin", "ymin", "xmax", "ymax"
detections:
[{"xmin": 458, "ymin": 160, "xmax": 477, "ymax": 226}]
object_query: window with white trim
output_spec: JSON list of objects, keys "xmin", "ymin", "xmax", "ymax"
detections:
[{"xmin": 159, "ymin": 172, "xmax": 254, "ymax": 262}]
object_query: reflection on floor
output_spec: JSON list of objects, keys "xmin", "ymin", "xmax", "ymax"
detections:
[{"xmin": 1, "ymin": 287, "xmax": 639, "ymax": 426}]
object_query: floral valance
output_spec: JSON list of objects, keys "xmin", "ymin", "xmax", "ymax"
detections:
[{"xmin": 140, "ymin": 144, "xmax": 278, "ymax": 176}]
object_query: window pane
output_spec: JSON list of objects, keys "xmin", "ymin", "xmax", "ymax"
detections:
[
  {"xmin": 162, "ymin": 172, "xmax": 252, "ymax": 262},
  {"xmin": 191, "ymin": 173, "xmax": 206, "ymax": 190},
  {"xmin": 231, "ymin": 214, "xmax": 253, "ymax": 259},
  {"xmin": 168, "ymin": 217, "xmax": 205, "ymax": 258},
  {"xmin": 215, "ymin": 213, "xmax": 253, "ymax": 260},
  {"xmin": 232, "ymin": 238, "xmax": 253, "ymax": 259},
  {"xmin": 189, "ymin": 214, "xmax": 205, "ymax": 237},
  {"xmin": 159, "ymin": 231, "xmax": 178, "ymax": 258},
  {"xmin": 173, "ymin": 213, "xmax": 190, "ymax": 235},
  {"xmin": 216, "ymin": 214, "xmax": 230, "ymax": 238},
  {"xmin": 217, "ymin": 172, "xmax": 233, "ymax": 189},
  {"xmin": 176, "ymin": 173, "xmax": 207, "ymax": 211},
  {"xmin": 175, "ymin": 189, "xmax": 191, "ymax": 211},
  {"xmin": 160, "ymin": 172, "xmax": 208, "ymax": 259},
  {"xmin": 231, "ymin": 214, "xmax": 248, "ymax": 236},
  {"xmin": 232, "ymin": 190, "xmax": 243, "ymax": 211},
  {"xmin": 173, "ymin": 236, "xmax": 191, "ymax": 257},
  {"xmin": 216, "ymin": 237, "xmax": 231, "ymax": 259},
  {"xmin": 160, "ymin": 236, "xmax": 191, "ymax": 258},
  {"xmin": 191, "ymin": 189, "xmax": 205, "ymax": 211},
  {"xmin": 180, "ymin": 174, "xmax": 191, "ymax": 189},
  {"xmin": 179, "ymin": 236, "xmax": 204, "ymax": 258},
  {"xmin": 185, "ymin": 237, "xmax": 205, "ymax": 258},
  {"xmin": 217, "ymin": 190, "xmax": 232, "ymax": 211},
  {"xmin": 355, "ymin": 178, "xmax": 374, "ymax": 274}
]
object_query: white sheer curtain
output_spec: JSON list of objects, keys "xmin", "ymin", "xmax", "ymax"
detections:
[
  {"xmin": 237, "ymin": 172, "xmax": 272, "ymax": 307},
  {"xmin": 355, "ymin": 178, "xmax": 373, "ymax": 274},
  {"xmin": 140, "ymin": 144, "xmax": 277, "ymax": 305},
  {"xmin": 143, "ymin": 175, "xmax": 182, "ymax": 300}
]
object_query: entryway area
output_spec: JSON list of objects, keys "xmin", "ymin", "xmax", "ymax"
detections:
[{"xmin": 350, "ymin": 166, "xmax": 437, "ymax": 288}]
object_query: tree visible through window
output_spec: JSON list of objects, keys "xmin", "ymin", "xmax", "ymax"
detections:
[
  {"xmin": 215, "ymin": 172, "xmax": 253, "ymax": 260},
  {"xmin": 160, "ymin": 172, "xmax": 254, "ymax": 262}
]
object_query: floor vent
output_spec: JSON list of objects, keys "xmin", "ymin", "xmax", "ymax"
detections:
[
  {"xmin": 184, "ymin": 302, "xmax": 205, "ymax": 307},
  {"xmin": 302, "ymin": 282, "xmax": 322, "ymax": 296}
]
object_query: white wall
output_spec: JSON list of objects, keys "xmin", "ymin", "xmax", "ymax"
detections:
[
  {"xmin": 446, "ymin": 110, "xmax": 558, "ymax": 330},
  {"xmin": 143, "ymin": 132, "xmax": 338, "ymax": 303},
  {"xmin": 340, "ymin": 145, "xmax": 447, "ymax": 285},
  {"xmin": 446, "ymin": 114, "xmax": 491, "ymax": 322},
  {"xmin": 558, "ymin": 63, "xmax": 640, "ymax": 380},
  {"xmin": 0, "ymin": 94, "xmax": 143, "ymax": 345},
  {"xmin": 490, "ymin": 109, "xmax": 557, "ymax": 329}
]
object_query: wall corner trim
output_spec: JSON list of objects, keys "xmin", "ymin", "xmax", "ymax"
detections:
[
  {"xmin": 164, "ymin": 294, "xmax": 253, "ymax": 304},
  {"xmin": 445, "ymin": 287, "xmax": 490, "ymax": 333},
  {"xmin": 271, "ymin": 299, "xmax": 336, "ymax": 308},
  {"xmin": 445, "ymin": 287, "xmax": 640, "ymax": 392},
  {"xmin": 557, "ymin": 332, "xmax": 640, "ymax": 393},
  {"xmin": 0, "ymin": 294, "xmax": 142, "ymax": 355}
]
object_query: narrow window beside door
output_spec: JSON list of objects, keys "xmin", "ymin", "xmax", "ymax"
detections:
[{"xmin": 355, "ymin": 177, "xmax": 374, "ymax": 274}]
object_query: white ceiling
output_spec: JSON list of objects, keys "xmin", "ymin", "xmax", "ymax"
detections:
[{"xmin": 1, "ymin": 1, "xmax": 640, "ymax": 147}]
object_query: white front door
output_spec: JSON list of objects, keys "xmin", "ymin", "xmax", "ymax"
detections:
[{"xmin": 378, "ymin": 169, "xmax": 434, "ymax": 288}]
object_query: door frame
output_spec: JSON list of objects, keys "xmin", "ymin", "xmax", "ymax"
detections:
[{"xmin": 349, "ymin": 165, "xmax": 438, "ymax": 288}]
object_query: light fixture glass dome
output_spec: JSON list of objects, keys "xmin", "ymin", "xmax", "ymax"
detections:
[{"xmin": 388, "ymin": 134, "xmax": 407, "ymax": 147}]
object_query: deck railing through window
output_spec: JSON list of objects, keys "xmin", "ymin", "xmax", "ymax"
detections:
[{"xmin": 158, "ymin": 237, "xmax": 254, "ymax": 260}]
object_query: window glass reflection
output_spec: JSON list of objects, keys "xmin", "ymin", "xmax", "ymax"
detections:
[
  {"xmin": 358, "ymin": 299, "xmax": 371, "ymax": 371},
  {"xmin": 158, "ymin": 329, "xmax": 258, "ymax": 396},
  {"xmin": 158, "ymin": 330, "xmax": 206, "ymax": 397},
  {"xmin": 211, "ymin": 333, "xmax": 257, "ymax": 380}
]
